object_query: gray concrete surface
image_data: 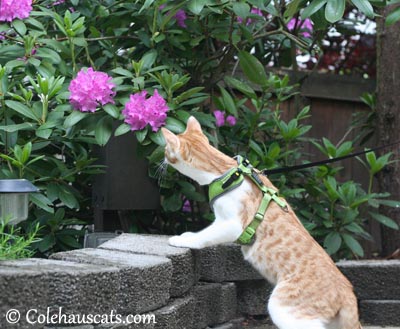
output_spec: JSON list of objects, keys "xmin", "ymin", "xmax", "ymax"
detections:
[
  {"xmin": 100, "ymin": 234, "xmax": 198, "ymax": 297},
  {"xmin": 194, "ymin": 244, "xmax": 262, "ymax": 282},
  {"xmin": 50, "ymin": 248, "xmax": 172, "ymax": 314}
]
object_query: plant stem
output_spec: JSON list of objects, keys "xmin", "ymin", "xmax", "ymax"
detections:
[{"xmin": 69, "ymin": 37, "xmax": 77, "ymax": 74}]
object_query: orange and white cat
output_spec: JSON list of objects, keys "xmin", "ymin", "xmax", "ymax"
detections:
[{"xmin": 161, "ymin": 117, "xmax": 361, "ymax": 329}]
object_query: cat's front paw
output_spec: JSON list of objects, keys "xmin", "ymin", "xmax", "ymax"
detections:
[{"xmin": 168, "ymin": 234, "xmax": 201, "ymax": 249}]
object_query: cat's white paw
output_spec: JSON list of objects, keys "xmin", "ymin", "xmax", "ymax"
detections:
[
  {"xmin": 168, "ymin": 235, "xmax": 202, "ymax": 249},
  {"xmin": 180, "ymin": 231, "xmax": 196, "ymax": 238}
]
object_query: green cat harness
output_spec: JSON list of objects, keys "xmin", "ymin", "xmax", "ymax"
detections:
[{"xmin": 208, "ymin": 156, "xmax": 287, "ymax": 245}]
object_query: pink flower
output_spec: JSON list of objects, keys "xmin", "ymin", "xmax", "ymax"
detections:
[
  {"xmin": 122, "ymin": 89, "xmax": 169, "ymax": 132},
  {"xmin": 53, "ymin": 0, "xmax": 65, "ymax": 5},
  {"xmin": 0, "ymin": 0, "xmax": 32, "ymax": 22},
  {"xmin": 159, "ymin": 5, "xmax": 187, "ymax": 28},
  {"xmin": 69, "ymin": 67, "xmax": 116, "ymax": 113},
  {"xmin": 226, "ymin": 115, "xmax": 237, "ymax": 126},
  {"xmin": 287, "ymin": 18, "xmax": 313, "ymax": 38},
  {"xmin": 213, "ymin": 110, "xmax": 225, "ymax": 127},
  {"xmin": 182, "ymin": 199, "xmax": 192, "ymax": 213},
  {"xmin": 213, "ymin": 111, "xmax": 237, "ymax": 127},
  {"xmin": 174, "ymin": 9, "xmax": 187, "ymax": 28}
]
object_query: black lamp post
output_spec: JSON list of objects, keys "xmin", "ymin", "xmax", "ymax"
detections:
[{"xmin": 0, "ymin": 179, "xmax": 39, "ymax": 225}]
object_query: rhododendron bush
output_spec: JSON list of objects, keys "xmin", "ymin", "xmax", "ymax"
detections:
[{"xmin": 0, "ymin": 0, "xmax": 390, "ymax": 256}]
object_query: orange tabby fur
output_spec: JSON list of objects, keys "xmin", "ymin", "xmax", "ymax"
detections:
[{"xmin": 162, "ymin": 117, "xmax": 361, "ymax": 329}]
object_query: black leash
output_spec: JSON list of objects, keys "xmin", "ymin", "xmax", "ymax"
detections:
[{"xmin": 262, "ymin": 140, "xmax": 400, "ymax": 176}]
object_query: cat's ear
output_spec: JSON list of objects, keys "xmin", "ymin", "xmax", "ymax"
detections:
[
  {"xmin": 161, "ymin": 128, "xmax": 180, "ymax": 149},
  {"xmin": 186, "ymin": 116, "xmax": 202, "ymax": 133}
]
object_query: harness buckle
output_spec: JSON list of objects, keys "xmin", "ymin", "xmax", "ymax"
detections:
[
  {"xmin": 254, "ymin": 212, "xmax": 264, "ymax": 222},
  {"xmin": 236, "ymin": 226, "xmax": 256, "ymax": 245}
]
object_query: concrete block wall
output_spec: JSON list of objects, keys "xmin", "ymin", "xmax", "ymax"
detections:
[{"xmin": 0, "ymin": 233, "xmax": 399, "ymax": 328}]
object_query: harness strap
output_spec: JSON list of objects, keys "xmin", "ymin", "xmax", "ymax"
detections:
[{"xmin": 208, "ymin": 156, "xmax": 287, "ymax": 245}]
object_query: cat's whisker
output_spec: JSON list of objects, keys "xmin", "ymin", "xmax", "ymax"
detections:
[{"xmin": 154, "ymin": 158, "xmax": 168, "ymax": 190}]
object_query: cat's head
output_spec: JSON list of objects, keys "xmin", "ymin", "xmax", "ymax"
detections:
[{"xmin": 161, "ymin": 116, "xmax": 236, "ymax": 185}]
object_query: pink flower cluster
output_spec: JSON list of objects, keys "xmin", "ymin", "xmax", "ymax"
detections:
[
  {"xmin": 0, "ymin": 0, "xmax": 32, "ymax": 22},
  {"xmin": 214, "ymin": 110, "xmax": 237, "ymax": 127},
  {"xmin": 69, "ymin": 68, "xmax": 116, "ymax": 113},
  {"xmin": 122, "ymin": 90, "xmax": 169, "ymax": 132},
  {"xmin": 287, "ymin": 18, "xmax": 313, "ymax": 38}
]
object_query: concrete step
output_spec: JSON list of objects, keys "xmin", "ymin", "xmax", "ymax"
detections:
[
  {"xmin": 0, "ymin": 259, "xmax": 120, "ymax": 328},
  {"xmin": 50, "ymin": 248, "xmax": 172, "ymax": 314},
  {"xmin": 99, "ymin": 233, "xmax": 198, "ymax": 297}
]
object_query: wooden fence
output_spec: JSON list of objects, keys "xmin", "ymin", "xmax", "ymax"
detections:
[{"xmin": 282, "ymin": 72, "xmax": 379, "ymax": 257}]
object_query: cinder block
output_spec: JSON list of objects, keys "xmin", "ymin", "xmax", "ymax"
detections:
[
  {"xmin": 0, "ymin": 259, "xmax": 120, "ymax": 329},
  {"xmin": 154, "ymin": 295, "xmax": 196, "ymax": 329},
  {"xmin": 51, "ymin": 248, "xmax": 172, "ymax": 313},
  {"xmin": 337, "ymin": 260, "xmax": 400, "ymax": 300},
  {"xmin": 192, "ymin": 282, "xmax": 237, "ymax": 328},
  {"xmin": 45, "ymin": 326, "xmax": 94, "ymax": 329},
  {"xmin": 236, "ymin": 280, "xmax": 272, "ymax": 316},
  {"xmin": 100, "ymin": 234, "xmax": 198, "ymax": 297},
  {"xmin": 194, "ymin": 244, "xmax": 262, "ymax": 282},
  {"xmin": 360, "ymin": 300, "xmax": 400, "ymax": 326}
]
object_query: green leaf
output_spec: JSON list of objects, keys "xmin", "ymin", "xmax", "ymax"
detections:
[
  {"xmin": 142, "ymin": 49, "xmax": 158, "ymax": 70},
  {"xmin": 12, "ymin": 20, "xmax": 27, "ymax": 36},
  {"xmin": 59, "ymin": 185, "xmax": 79, "ymax": 209},
  {"xmin": 112, "ymin": 67, "xmax": 133, "ymax": 78},
  {"xmin": 115, "ymin": 123, "xmax": 131, "ymax": 136},
  {"xmin": 103, "ymin": 104, "xmax": 119, "ymax": 119},
  {"xmin": 238, "ymin": 50, "xmax": 269, "ymax": 87},
  {"xmin": 21, "ymin": 142, "xmax": 32, "ymax": 164},
  {"xmin": 324, "ymin": 231, "xmax": 342, "ymax": 255},
  {"xmin": 285, "ymin": 0, "xmax": 302, "ymax": 18},
  {"xmin": 188, "ymin": 0, "xmax": 209, "ymax": 14},
  {"xmin": 232, "ymin": 2, "xmax": 251, "ymax": 19},
  {"xmin": 224, "ymin": 76, "xmax": 257, "ymax": 99},
  {"xmin": 64, "ymin": 111, "xmax": 87, "ymax": 128},
  {"xmin": 95, "ymin": 116, "xmax": 113, "ymax": 146},
  {"xmin": 219, "ymin": 86, "xmax": 238, "ymax": 117},
  {"xmin": 0, "ymin": 122, "xmax": 36, "ymax": 132},
  {"xmin": 351, "ymin": 0, "xmax": 375, "ymax": 18},
  {"xmin": 35, "ymin": 234, "xmax": 56, "ymax": 253},
  {"xmin": 342, "ymin": 233, "xmax": 364, "ymax": 257},
  {"xmin": 163, "ymin": 192, "xmax": 183, "ymax": 212},
  {"xmin": 139, "ymin": 0, "xmax": 155, "ymax": 13},
  {"xmin": 72, "ymin": 37, "xmax": 88, "ymax": 47},
  {"xmin": 165, "ymin": 117, "xmax": 186, "ymax": 134},
  {"xmin": 150, "ymin": 130, "xmax": 166, "ymax": 146},
  {"xmin": 376, "ymin": 199, "xmax": 400, "ymax": 208},
  {"xmin": 369, "ymin": 212, "xmax": 399, "ymax": 229},
  {"xmin": 386, "ymin": 6, "xmax": 400, "ymax": 25},
  {"xmin": 56, "ymin": 234, "xmax": 82, "ymax": 249},
  {"xmin": 301, "ymin": 0, "xmax": 328, "ymax": 18},
  {"xmin": 46, "ymin": 183, "xmax": 60, "ymax": 202},
  {"xmin": 30, "ymin": 193, "xmax": 54, "ymax": 213},
  {"xmin": 325, "ymin": 0, "xmax": 346, "ymax": 22},
  {"xmin": 5, "ymin": 100, "xmax": 39, "ymax": 122},
  {"xmin": 136, "ymin": 128, "xmax": 148, "ymax": 143},
  {"xmin": 35, "ymin": 128, "xmax": 52, "ymax": 139}
]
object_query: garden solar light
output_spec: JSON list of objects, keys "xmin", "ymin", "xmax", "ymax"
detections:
[{"xmin": 0, "ymin": 179, "xmax": 39, "ymax": 225}]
